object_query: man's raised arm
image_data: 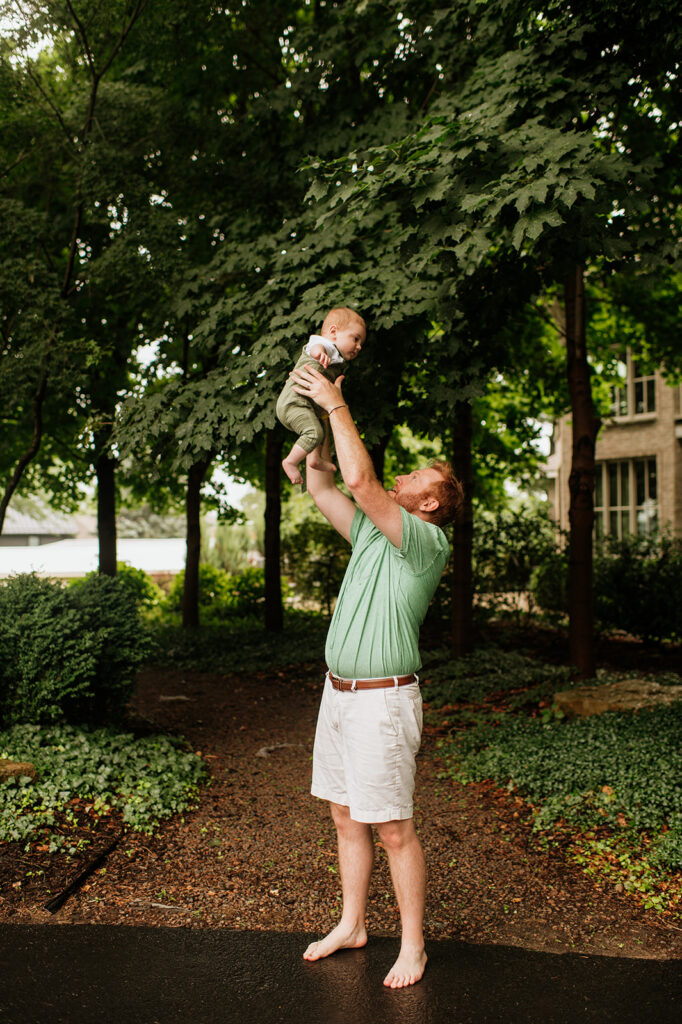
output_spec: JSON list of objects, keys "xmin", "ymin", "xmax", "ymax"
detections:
[
  {"xmin": 304, "ymin": 428, "xmax": 357, "ymax": 543},
  {"xmin": 291, "ymin": 365, "xmax": 404, "ymax": 548}
]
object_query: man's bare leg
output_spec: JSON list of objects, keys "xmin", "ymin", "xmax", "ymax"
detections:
[
  {"xmin": 303, "ymin": 802, "xmax": 373, "ymax": 961},
  {"xmin": 376, "ymin": 818, "xmax": 427, "ymax": 988}
]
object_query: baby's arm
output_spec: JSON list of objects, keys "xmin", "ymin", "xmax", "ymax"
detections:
[{"xmin": 308, "ymin": 343, "xmax": 331, "ymax": 369}]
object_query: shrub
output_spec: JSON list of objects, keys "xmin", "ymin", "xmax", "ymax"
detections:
[
  {"xmin": 73, "ymin": 562, "xmax": 163, "ymax": 610},
  {"xmin": 146, "ymin": 614, "xmax": 328, "ymax": 672},
  {"xmin": 223, "ymin": 566, "xmax": 267, "ymax": 616},
  {"xmin": 163, "ymin": 563, "xmax": 234, "ymax": 619},
  {"xmin": 533, "ymin": 532, "xmax": 682, "ymax": 644},
  {"xmin": 531, "ymin": 547, "xmax": 568, "ymax": 620},
  {"xmin": 162, "ymin": 564, "xmax": 269, "ymax": 623},
  {"xmin": 472, "ymin": 503, "xmax": 560, "ymax": 624},
  {"xmin": 593, "ymin": 533, "xmax": 682, "ymax": 643},
  {"xmin": 0, "ymin": 573, "xmax": 150, "ymax": 727},
  {"xmin": 281, "ymin": 512, "xmax": 350, "ymax": 617}
]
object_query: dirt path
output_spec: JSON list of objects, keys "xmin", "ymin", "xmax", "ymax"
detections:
[{"xmin": 3, "ymin": 664, "xmax": 682, "ymax": 959}]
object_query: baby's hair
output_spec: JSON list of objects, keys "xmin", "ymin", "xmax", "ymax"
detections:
[{"xmin": 321, "ymin": 307, "xmax": 366, "ymax": 334}]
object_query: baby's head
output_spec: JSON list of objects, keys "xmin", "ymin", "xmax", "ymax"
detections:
[{"xmin": 321, "ymin": 307, "xmax": 366, "ymax": 361}]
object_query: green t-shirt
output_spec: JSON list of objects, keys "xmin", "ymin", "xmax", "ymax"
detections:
[{"xmin": 325, "ymin": 506, "xmax": 450, "ymax": 679}]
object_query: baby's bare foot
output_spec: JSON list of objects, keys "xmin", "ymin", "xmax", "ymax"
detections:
[
  {"xmin": 307, "ymin": 452, "xmax": 336, "ymax": 473},
  {"xmin": 282, "ymin": 458, "xmax": 303, "ymax": 485},
  {"xmin": 303, "ymin": 922, "xmax": 367, "ymax": 962},
  {"xmin": 383, "ymin": 946, "xmax": 427, "ymax": 988}
]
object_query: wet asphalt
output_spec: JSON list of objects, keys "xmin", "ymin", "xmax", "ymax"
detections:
[{"xmin": 1, "ymin": 926, "xmax": 681, "ymax": 1024}]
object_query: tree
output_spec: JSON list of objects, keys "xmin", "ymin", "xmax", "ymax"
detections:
[
  {"xmin": 0, "ymin": 0, "xmax": 161, "ymax": 574},
  {"xmin": 293, "ymin": 0, "xmax": 681, "ymax": 673}
]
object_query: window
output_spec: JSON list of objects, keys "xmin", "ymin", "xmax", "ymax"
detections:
[
  {"xmin": 594, "ymin": 458, "xmax": 657, "ymax": 538},
  {"xmin": 632, "ymin": 361, "xmax": 656, "ymax": 415},
  {"xmin": 610, "ymin": 351, "xmax": 656, "ymax": 418}
]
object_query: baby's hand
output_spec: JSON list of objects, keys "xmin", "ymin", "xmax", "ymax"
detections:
[{"xmin": 309, "ymin": 345, "xmax": 330, "ymax": 368}]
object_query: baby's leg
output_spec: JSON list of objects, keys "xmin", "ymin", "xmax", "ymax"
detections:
[
  {"xmin": 278, "ymin": 403, "xmax": 327, "ymax": 484},
  {"xmin": 307, "ymin": 417, "xmax": 336, "ymax": 473},
  {"xmin": 282, "ymin": 442, "xmax": 309, "ymax": 485},
  {"xmin": 307, "ymin": 444, "xmax": 336, "ymax": 473}
]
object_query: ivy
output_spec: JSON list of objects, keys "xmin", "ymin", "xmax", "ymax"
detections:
[{"xmin": 0, "ymin": 724, "xmax": 206, "ymax": 850}]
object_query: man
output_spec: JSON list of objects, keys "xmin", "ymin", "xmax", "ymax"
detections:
[{"xmin": 291, "ymin": 362, "xmax": 463, "ymax": 989}]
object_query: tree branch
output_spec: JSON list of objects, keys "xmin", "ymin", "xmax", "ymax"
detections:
[
  {"xmin": 99, "ymin": 0, "xmax": 148, "ymax": 78},
  {"xmin": 0, "ymin": 372, "xmax": 48, "ymax": 534},
  {"xmin": 64, "ymin": 0, "xmax": 97, "ymax": 75},
  {"xmin": 24, "ymin": 62, "xmax": 76, "ymax": 150},
  {"xmin": 532, "ymin": 301, "xmax": 566, "ymax": 340}
]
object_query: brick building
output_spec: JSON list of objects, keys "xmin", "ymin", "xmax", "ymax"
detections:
[{"xmin": 545, "ymin": 352, "xmax": 682, "ymax": 538}]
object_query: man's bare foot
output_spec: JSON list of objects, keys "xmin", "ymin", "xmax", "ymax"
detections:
[
  {"xmin": 282, "ymin": 458, "xmax": 303, "ymax": 485},
  {"xmin": 303, "ymin": 922, "xmax": 367, "ymax": 962},
  {"xmin": 383, "ymin": 946, "xmax": 427, "ymax": 988},
  {"xmin": 307, "ymin": 451, "xmax": 336, "ymax": 473}
]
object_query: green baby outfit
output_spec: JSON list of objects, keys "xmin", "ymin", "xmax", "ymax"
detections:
[{"xmin": 276, "ymin": 336, "xmax": 346, "ymax": 454}]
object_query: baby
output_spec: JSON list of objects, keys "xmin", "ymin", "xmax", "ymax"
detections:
[{"xmin": 276, "ymin": 306, "xmax": 366, "ymax": 485}]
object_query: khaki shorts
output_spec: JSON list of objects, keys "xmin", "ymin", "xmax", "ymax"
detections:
[{"xmin": 310, "ymin": 673, "xmax": 423, "ymax": 824}]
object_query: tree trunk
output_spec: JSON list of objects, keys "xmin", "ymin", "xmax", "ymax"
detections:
[
  {"xmin": 565, "ymin": 264, "xmax": 600, "ymax": 678},
  {"xmin": 264, "ymin": 430, "xmax": 283, "ymax": 632},
  {"xmin": 95, "ymin": 443, "xmax": 117, "ymax": 576},
  {"xmin": 183, "ymin": 458, "xmax": 211, "ymax": 629},
  {"xmin": 451, "ymin": 401, "xmax": 474, "ymax": 658},
  {"xmin": 369, "ymin": 432, "xmax": 391, "ymax": 484}
]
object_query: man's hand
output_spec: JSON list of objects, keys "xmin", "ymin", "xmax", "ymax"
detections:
[
  {"xmin": 308, "ymin": 344, "xmax": 331, "ymax": 369},
  {"xmin": 291, "ymin": 364, "xmax": 345, "ymax": 413}
]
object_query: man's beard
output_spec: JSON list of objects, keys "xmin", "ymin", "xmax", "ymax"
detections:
[{"xmin": 395, "ymin": 490, "xmax": 422, "ymax": 515}]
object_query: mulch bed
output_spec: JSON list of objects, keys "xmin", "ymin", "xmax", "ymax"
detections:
[{"xmin": 1, "ymin": 658, "xmax": 681, "ymax": 959}]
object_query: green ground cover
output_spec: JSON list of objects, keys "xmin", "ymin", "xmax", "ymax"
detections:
[
  {"xmin": 146, "ymin": 613, "xmax": 328, "ymax": 674},
  {"xmin": 423, "ymin": 649, "xmax": 682, "ymax": 917},
  {"xmin": 0, "ymin": 725, "xmax": 205, "ymax": 853}
]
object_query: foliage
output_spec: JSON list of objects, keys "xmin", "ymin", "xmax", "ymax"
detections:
[
  {"xmin": 532, "ymin": 533, "xmax": 682, "ymax": 643},
  {"xmin": 146, "ymin": 614, "xmax": 327, "ymax": 674},
  {"xmin": 531, "ymin": 547, "xmax": 569, "ymax": 622},
  {"xmin": 163, "ymin": 564, "xmax": 233, "ymax": 617},
  {"xmin": 428, "ymin": 648, "xmax": 682, "ymax": 887},
  {"xmin": 0, "ymin": 0, "xmax": 169, "ymax": 520},
  {"xmin": 162, "ymin": 564, "xmax": 272, "ymax": 622},
  {"xmin": 202, "ymin": 521, "xmax": 251, "ymax": 576},
  {"xmin": 281, "ymin": 493, "xmax": 351, "ymax": 617},
  {"xmin": 73, "ymin": 562, "xmax": 164, "ymax": 611},
  {"xmin": 593, "ymin": 533, "xmax": 682, "ymax": 644},
  {"xmin": 0, "ymin": 723, "xmax": 205, "ymax": 850},
  {"xmin": 422, "ymin": 647, "xmax": 573, "ymax": 709},
  {"xmin": 472, "ymin": 502, "xmax": 560, "ymax": 623},
  {"xmin": 0, "ymin": 573, "xmax": 149, "ymax": 727}
]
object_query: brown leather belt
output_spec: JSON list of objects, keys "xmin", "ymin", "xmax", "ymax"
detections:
[{"xmin": 328, "ymin": 671, "xmax": 418, "ymax": 692}]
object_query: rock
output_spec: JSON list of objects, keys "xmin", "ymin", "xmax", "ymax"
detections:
[
  {"xmin": 554, "ymin": 679, "xmax": 682, "ymax": 718},
  {"xmin": 255, "ymin": 743, "xmax": 304, "ymax": 758},
  {"xmin": 0, "ymin": 760, "xmax": 37, "ymax": 782}
]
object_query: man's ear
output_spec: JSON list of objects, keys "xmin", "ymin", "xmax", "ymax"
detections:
[{"xmin": 420, "ymin": 496, "xmax": 439, "ymax": 513}]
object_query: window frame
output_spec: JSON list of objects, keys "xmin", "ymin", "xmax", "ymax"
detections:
[
  {"xmin": 609, "ymin": 349, "xmax": 657, "ymax": 420},
  {"xmin": 593, "ymin": 457, "xmax": 658, "ymax": 539}
]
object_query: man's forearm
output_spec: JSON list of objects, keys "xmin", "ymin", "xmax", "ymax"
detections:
[
  {"xmin": 306, "ymin": 430, "xmax": 337, "ymax": 499},
  {"xmin": 327, "ymin": 405, "xmax": 378, "ymax": 494}
]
